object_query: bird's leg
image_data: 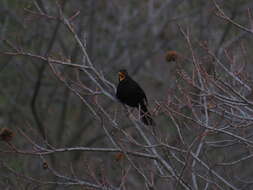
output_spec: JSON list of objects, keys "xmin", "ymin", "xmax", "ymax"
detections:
[{"xmin": 137, "ymin": 104, "xmax": 142, "ymax": 120}]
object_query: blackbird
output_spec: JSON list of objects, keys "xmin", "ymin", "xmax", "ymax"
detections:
[{"xmin": 116, "ymin": 69, "xmax": 154, "ymax": 125}]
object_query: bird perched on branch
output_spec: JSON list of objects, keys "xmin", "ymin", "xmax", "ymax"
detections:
[{"xmin": 116, "ymin": 69, "xmax": 154, "ymax": 125}]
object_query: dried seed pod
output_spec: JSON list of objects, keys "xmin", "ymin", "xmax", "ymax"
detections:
[
  {"xmin": 0, "ymin": 128, "xmax": 14, "ymax": 142},
  {"xmin": 115, "ymin": 153, "xmax": 125, "ymax": 162},
  {"xmin": 165, "ymin": 50, "xmax": 178, "ymax": 62}
]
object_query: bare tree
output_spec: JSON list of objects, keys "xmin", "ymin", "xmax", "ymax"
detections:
[{"xmin": 1, "ymin": 0, "xmax": 253, "ymax": 189}]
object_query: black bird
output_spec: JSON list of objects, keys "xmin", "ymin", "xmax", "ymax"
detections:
[{"xmin": 116, "ymin": 69, "xmax": 154, "ymax": 125}]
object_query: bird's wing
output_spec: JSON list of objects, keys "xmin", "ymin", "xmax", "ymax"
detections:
[{"xmin": 131, "ymin": 79, "xmax": 148, "ymax": 104}]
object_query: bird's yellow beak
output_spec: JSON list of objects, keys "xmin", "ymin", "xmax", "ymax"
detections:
[{"xmin": 118, "ymin": 72, "xmax": 126, "ymax": 81}]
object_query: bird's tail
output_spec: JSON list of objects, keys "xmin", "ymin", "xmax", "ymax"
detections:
[{"xmin": 140, "ymin": 103, "xmax": 155, "ymax": 126}]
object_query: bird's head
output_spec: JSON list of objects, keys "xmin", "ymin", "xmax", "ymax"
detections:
[{"xmin": 118, "ymin": 69, "xmax": 128, "ymax": 81}]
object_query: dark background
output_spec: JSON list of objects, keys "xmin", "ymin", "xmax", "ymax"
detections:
[{"xmin": 1, "ymin": 0, "xmax": 253, "ymax": 189}]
